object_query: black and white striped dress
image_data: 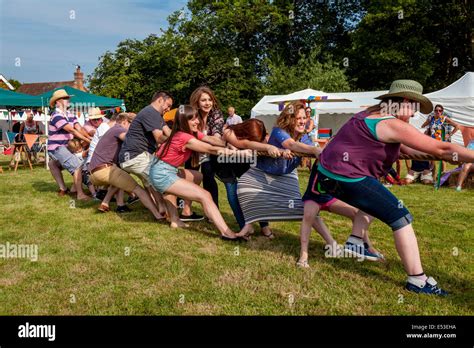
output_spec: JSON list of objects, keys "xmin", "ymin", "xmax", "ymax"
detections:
[{"xmin": 237, "ymin": 167, "xmax": 304, "ymax": 224}]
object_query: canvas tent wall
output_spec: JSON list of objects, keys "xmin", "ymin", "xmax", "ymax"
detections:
[
  {"xmin": 410, "ymin": 72, "xmax": 474, "ymax": 146},
  {"xmin": 251, "ymin": 91, "xmax": 387, "ymax": 135}
]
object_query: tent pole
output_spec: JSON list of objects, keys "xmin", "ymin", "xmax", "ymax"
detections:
[{"xmin": 41, "ymin": 97, "xmax": 49, "ymax": 170}]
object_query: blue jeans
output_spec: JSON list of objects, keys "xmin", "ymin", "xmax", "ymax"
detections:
[
  {"xmin": 224, "ymin": 181, "xmax": 268, "ymax": 230},
  {"xmin": 315, "ymin": 170, "xmax": 413, "ymax": 231}
]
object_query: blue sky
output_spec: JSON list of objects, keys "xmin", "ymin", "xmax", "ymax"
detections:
[{"xmin": 0, "ymin": 0, "xmax": 188, "ymax": 84}]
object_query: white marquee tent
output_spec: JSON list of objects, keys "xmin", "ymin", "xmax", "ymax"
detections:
[
  {"xmin": 251, "ymin": 90, "xmax": 387, "ymax": 135},
  {"xmin": 411, "ymin": 72, "xmax": 474, "ymax": 145},
  {"xmin": 252, "ymin": 72, "xmax": 474, "ymax": 145}
]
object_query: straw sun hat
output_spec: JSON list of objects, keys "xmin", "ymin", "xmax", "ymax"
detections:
[
  {"xmin": 49, "ymin": 89, "xmax": 73, "ymax": 108},
  {"xmin": 376, "ymin": 80, "xmax": 433, "ymax": 114},
  {"xmin": 87, "ymin": 107, "xmax": 103, "ymax": 120}
]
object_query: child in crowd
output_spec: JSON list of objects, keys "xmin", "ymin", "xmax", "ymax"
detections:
[{"xmin": 67, "ymin": 138, "xmax": 97, "ymax": 198}]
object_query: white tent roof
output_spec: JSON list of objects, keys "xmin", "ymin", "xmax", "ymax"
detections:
[
  {"xmin": 423, "ymin": 72, "xmax": 474, "ymax": 127},
  {"xmin": 252, "ymin": 73, "xmax": 474, "ymax": 145},
  {"xmin": 268, "ymin": 88, "xmax": 351, "ymax": 104},
  {"xmin": 251, "ymin": 90, "xmax": 387, "ymax": 118}
]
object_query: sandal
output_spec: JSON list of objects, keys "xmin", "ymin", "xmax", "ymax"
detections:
[
  {"xmin": 296, "ymin": 260, "xmax": 310, "ymax": 268},
  {"xmin": 57, "ymin": 188, "xmax": 70, "ymax": 197},
  {"xmin": 98, "ymin": 203, "xmax": 110, "ymax": 213},
  {"xmin": 221, "ymin": 235, "xmax": 247, "ymax": 242},
  {"xmin": 261, "ymin": 228, "xmax": 275, "ymax": 240}
]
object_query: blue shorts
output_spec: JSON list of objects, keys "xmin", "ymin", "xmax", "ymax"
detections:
[
  {"xmin": 149, "ymin": 158, "xmax": 180, "ymax": 194},
  {"xmin": 315, "ymin": 170, "xmax": 413, "ymax": 231},
  {"xmin": 48, "ymin": 146, "xmax": 83, "ymax": 175},
  {"xmin": 467, "ymin": 140, "xmax": 474, "ymax": 150}
]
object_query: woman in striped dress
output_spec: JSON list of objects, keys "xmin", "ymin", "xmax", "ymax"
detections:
[{"xmin": 235, "ymin": 102, "xmax": 326, "ymax": 239}]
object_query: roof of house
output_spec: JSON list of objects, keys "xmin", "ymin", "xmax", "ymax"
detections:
[{"xmin": 17, "ymin": 81, "xmax": 88, "ymax": 95}]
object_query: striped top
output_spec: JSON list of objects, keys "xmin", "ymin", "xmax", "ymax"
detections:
[{"xmin": 47, "ymin": 109, "xmax": 78, "ymax": 151}]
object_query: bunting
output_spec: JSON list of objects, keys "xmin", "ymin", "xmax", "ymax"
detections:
[
  {"xmin": 24, "ymin": 134, "xmax": 39, "ymax": 150},
  {"xmin": 6, "ymin": 131, "xmax": 18, "ymax": 145}
]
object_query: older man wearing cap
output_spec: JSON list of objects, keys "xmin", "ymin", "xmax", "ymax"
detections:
[{"xmin": 47, "ymin": 89, "xmax": 92, "ymax": 200}]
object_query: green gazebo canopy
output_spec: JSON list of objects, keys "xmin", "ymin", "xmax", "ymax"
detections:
[
  {"xmin": 0, "ymin": 89, "xmax": 43, "ymax": 107},
  {"xmin": 38, "ymin": 86, "xmax": 124, "ymax": 108}
]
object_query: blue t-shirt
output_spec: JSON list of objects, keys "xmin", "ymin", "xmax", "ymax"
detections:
[{"xmin": 256, "ymin": 127, "xmax": 313, "ymax": 175}]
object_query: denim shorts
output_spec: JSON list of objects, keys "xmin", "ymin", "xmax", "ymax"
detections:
[
  {"xmin": 149, "ymin": 158, "xmax": 180, "ymax": 194},
  {"xmin": 302, "ymin": 164, "xmax": 338, "ymax": 211},
  {"xmin": 315, "ymin": 170, "xmax": 413, "ymax": 231},
  {"xmin": 467, "ymin": 140, "xmax": 474, "ymax": 150},
  {"xmin": 48, "ymin": 146, "xmax": 83, "ymax": 175}
]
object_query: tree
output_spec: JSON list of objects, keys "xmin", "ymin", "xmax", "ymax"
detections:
[
  {"xmin": 88, "ymin": 1, "xmax": 359, "ymax": 116},
  {"xmin": 261, "ymin": 47, "xmax": 350, "ymax": 95},
  {"xmin": 346, "ymin": 0, "xmax": 473, "ymax": 92}
]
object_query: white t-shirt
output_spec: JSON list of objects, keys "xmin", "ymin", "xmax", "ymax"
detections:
[
  {"xmin": 225, "ymin": 114, "xmax": 243, "ymax": 126},
  {"xmin": 86, "ymin": 122, "xmax": 112, "ymax": 164}
]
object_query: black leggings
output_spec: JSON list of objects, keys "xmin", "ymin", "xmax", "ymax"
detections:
[{"xmin": 185, "ymin": 158, "xmax": 219, "ymax": 207}]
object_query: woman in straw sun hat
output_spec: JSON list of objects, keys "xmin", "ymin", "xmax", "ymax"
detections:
[{"xmin": 302, "ymin": 79, "xmax": 474, "ymax": 296}]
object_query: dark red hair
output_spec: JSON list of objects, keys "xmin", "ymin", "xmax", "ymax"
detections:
[{"xmin": 228, "ymin": 119, "xmax": 267, "ymax": 142}]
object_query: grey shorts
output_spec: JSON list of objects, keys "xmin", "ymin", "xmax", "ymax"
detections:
[{"xmin": 48, "ymin": 146, "xmax": 83, "ymax": 175}]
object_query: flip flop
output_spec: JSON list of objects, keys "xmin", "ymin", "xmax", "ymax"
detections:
[
  {"xmin": 262, "ymin": 230, "xmax": 275, "ymax": 239},
  {"xmin": 296, "ymin": 260, "xmax": 310, "ymax": 268}
]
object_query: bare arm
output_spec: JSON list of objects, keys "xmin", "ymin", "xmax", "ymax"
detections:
[
  {"xmin": 75, "ymin": 123, "xmax": 92, "ymax": 141},
  {"xmin": 63, "ymin": 124, "xmax": 91, "ymax": 143},
  {"xmin": 281, "ymin": 137, "xmax": 321, "ymax": 157},
  {"xmin": 152, "ymin": 129, "xmax": 165, "ymax": 145},
  {"xmin": 185, "ymin": 138, "xmax": 251, "ymax": 157},
  {"xmin": 377, "ymin": 118, "xmax": 474, "ymax": 163},
  {"xmin": 399, "ymin": 144, "xmax": 439, "ymax": 161},
  {"xmin": 202, "ymin": 135, "xmax": 225, "ymax": 147},
  {"xmin": 421, "ymin": 118, "xmax": 430, "ymax": 128},
  {"xmin": 223, "ymin": 129, "xmax": 280, "ymax": 156},
  {"xmin": 445, "ymin": 117, "xmax": 460, "ymax": 137},
  {"xmin": 118, "ymin": 132, "xmax": 127, "ymax": 141}
]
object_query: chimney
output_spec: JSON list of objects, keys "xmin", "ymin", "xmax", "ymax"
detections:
[{"xmin": 74, "ymin": 65, "xmax": 84, "ymax": 91}]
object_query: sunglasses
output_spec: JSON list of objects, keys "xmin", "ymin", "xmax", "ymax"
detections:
[{"xmin": 435, "ymin": 109, "xmax": 443, "ymax": 112}]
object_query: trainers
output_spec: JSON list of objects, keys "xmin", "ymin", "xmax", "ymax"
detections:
[
  {"xmin": 344, "ymin": 241, "xmax": 381, "ymax": 261},
  {"xmin": 405, "ymin": 277, "xmax": 448, "ymax": 296},
  {"xmin": 127, "ymin": 195, "xmax": 140, "ymax": 205},
  {"xmin": 179, "ymin": 212, "xmax": 204, "ymax": 222},
  {"xmin": 364, "ymin": 242, "xmax": 385, "ymax": 261},
  {"xmin": 116, "ymin": 205, "xmax": 132, "ymax": 213}
]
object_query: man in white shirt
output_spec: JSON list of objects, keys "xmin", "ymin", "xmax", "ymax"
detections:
[{"xmin": 225, "ymin": 107, "xmax": 242, "ymax": 126}]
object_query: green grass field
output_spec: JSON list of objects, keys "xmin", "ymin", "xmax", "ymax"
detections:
[{"xmin": 0, "ymin": 154, "xmax": 472, "ymax": 315}]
